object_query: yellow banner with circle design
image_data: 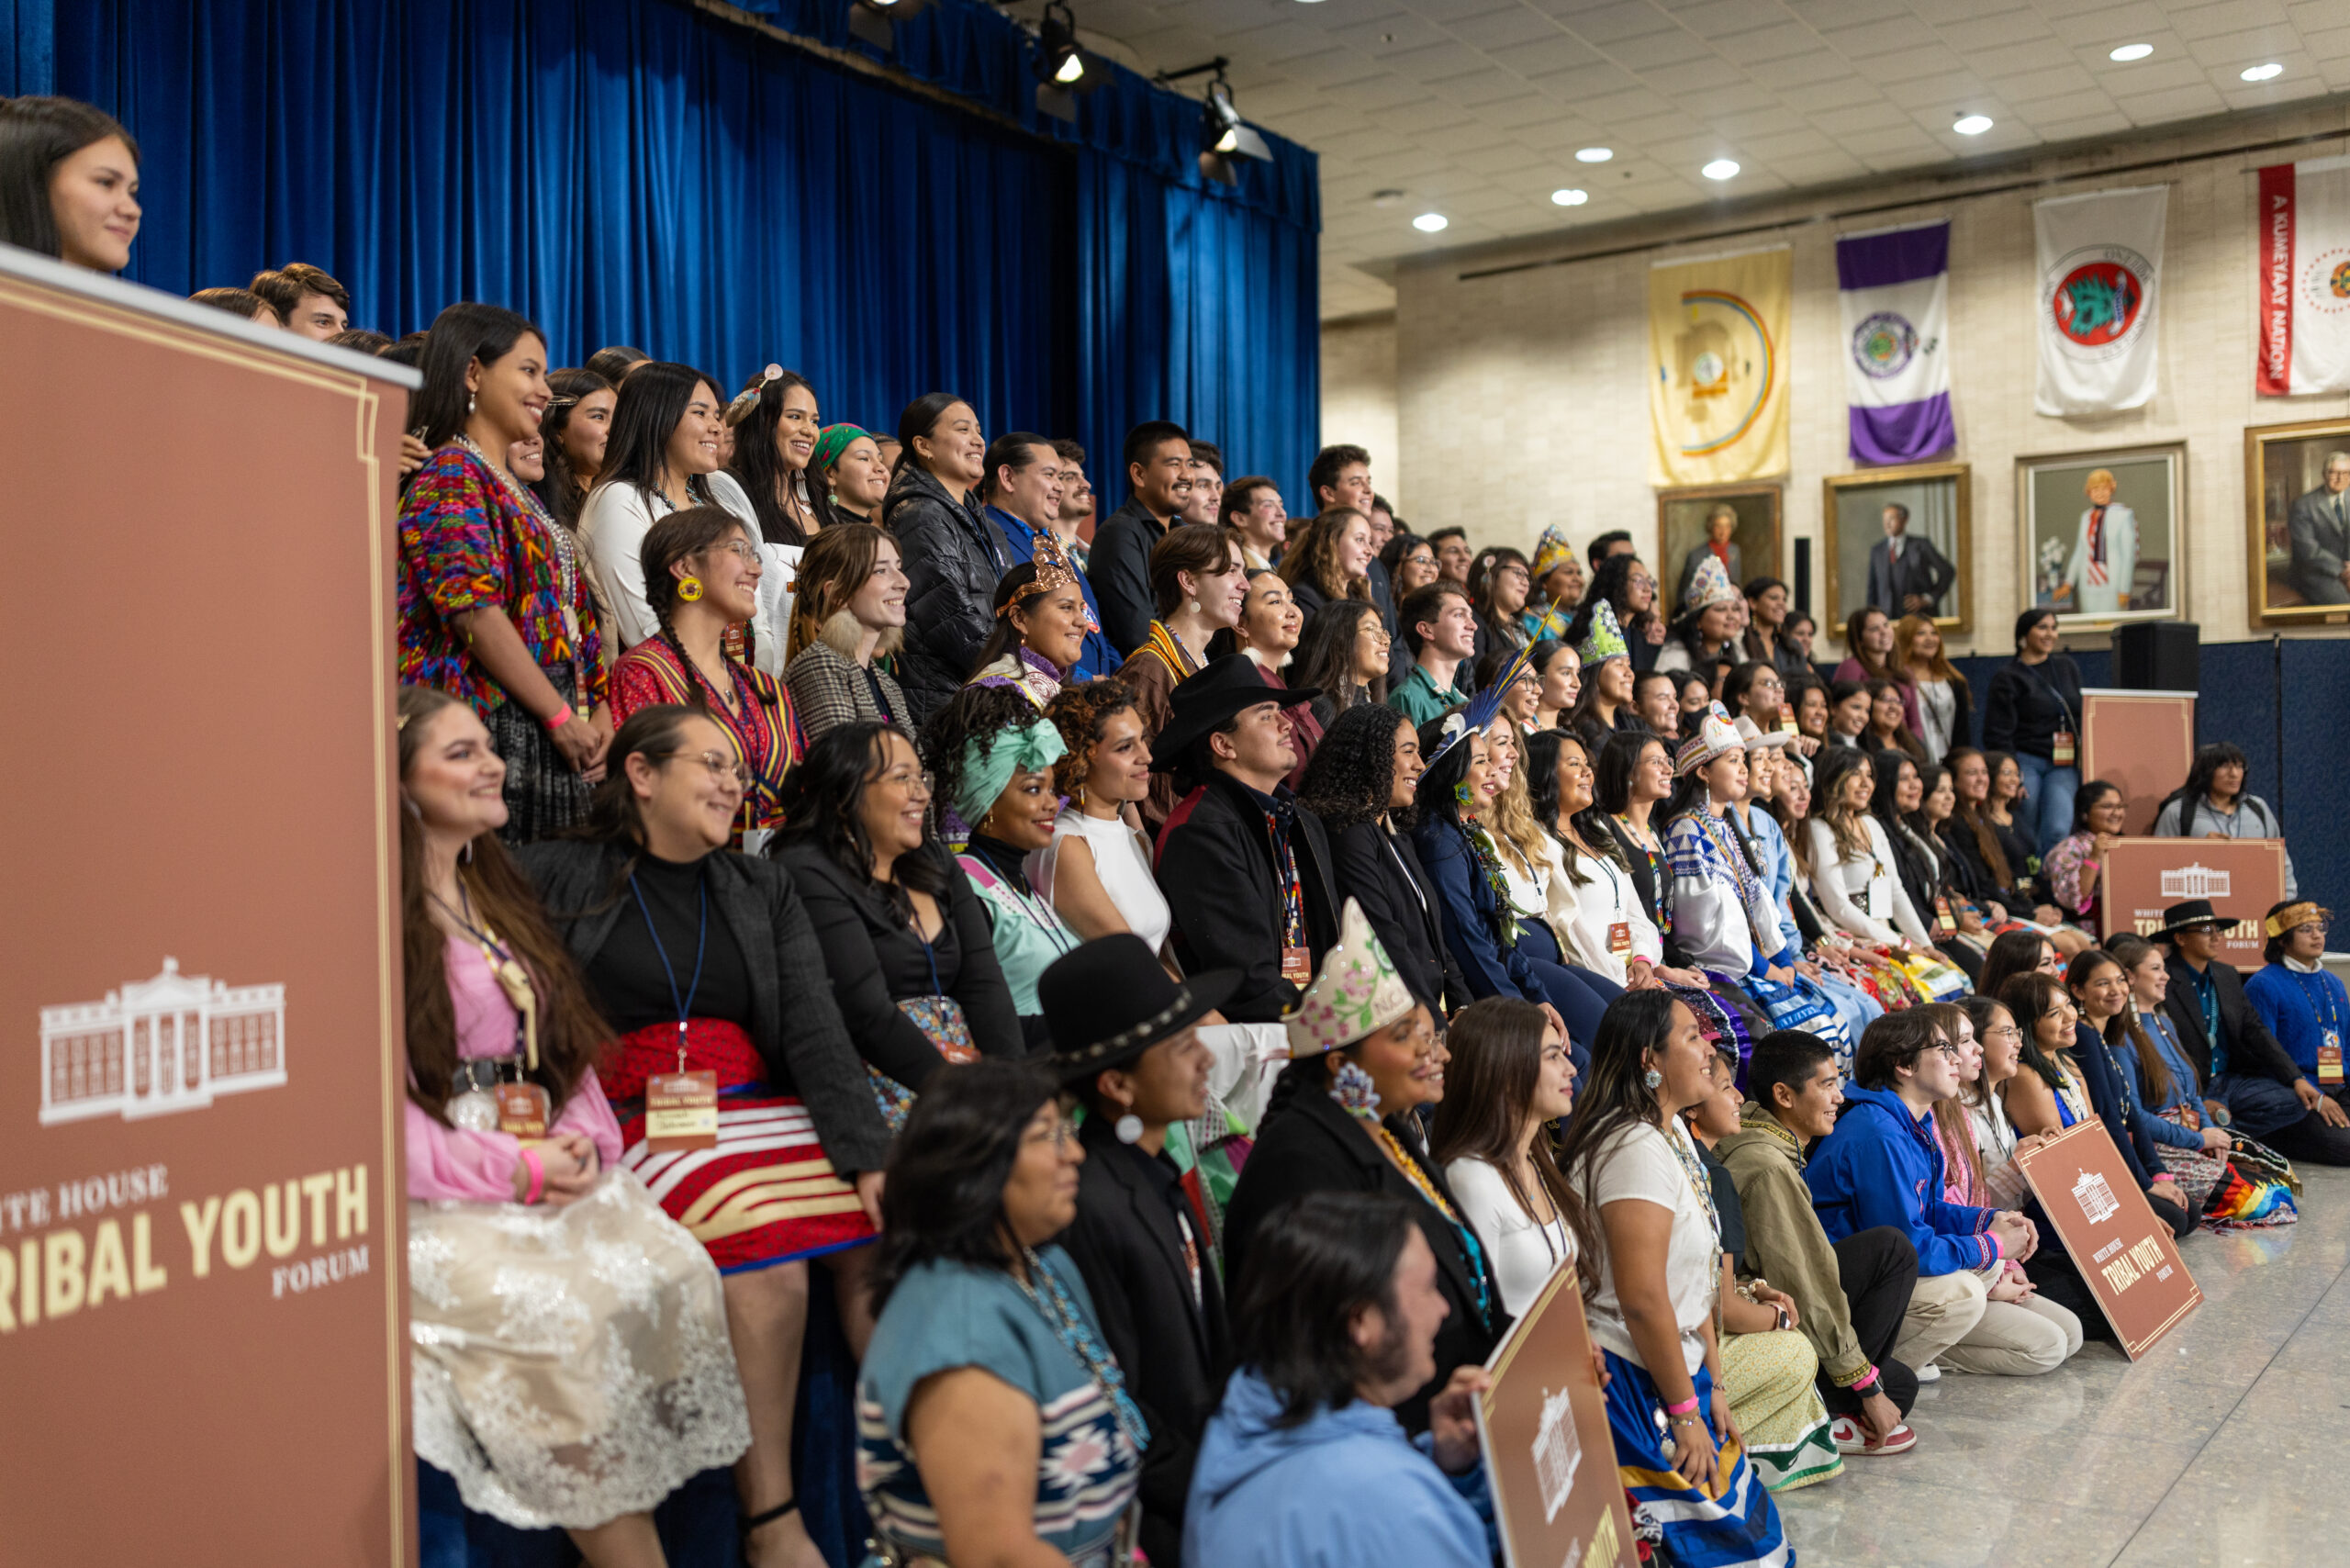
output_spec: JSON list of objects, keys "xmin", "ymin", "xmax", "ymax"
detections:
[{"xmin": 1649, "ymin": 245, "xmax": 1792, "ymax": 486}]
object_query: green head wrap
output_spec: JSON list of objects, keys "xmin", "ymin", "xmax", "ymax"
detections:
[
  {"xmin": 811, "ymin": 422, "xmax": 871, "ymax": 477},
  {"xmin": 951, "ymin": 717, "xmax": 1068, "ymax": 833}
]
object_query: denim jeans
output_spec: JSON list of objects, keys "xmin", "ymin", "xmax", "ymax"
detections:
[{"xmin": 2014, "ymin": 753, "xmax": 2079, "ymax": 857}]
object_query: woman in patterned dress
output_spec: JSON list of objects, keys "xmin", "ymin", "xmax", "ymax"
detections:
[
  {"xmin": 397, "ymin": 302, "xmax": 609, "ymax": 842},
  {"xmin": 607, "ymin": 507, "xmax": 803, "ymax": 852}
]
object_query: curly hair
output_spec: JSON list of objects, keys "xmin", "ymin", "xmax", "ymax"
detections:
[
  {"xmin": 1277, "ymin": 508, "xmax": 1374, "ymax": 604},
  {"xmin": 1044, "ymin": 681, "xmax": 1138, "ymax": 801},
  {"xmin": 922, "ymin": 682, "xmax": 1051, "ymax": 831},
  {"xmin": 1299, "ymin": 702, "xmax": 1413, "ymax": 833}
]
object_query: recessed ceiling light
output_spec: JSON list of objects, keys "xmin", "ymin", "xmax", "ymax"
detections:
[
  {"xmin": 2109, "ymin": 43, "xmax": 2153, "ymax": 62},
  {"xmin": 2242, "ymin": 62, "xmax": 2283, "ymax": 82},
  {"xmin": 1953, "ymin": 114, "xmax": 1993, "ymax": 136},
  {"xmin": 1702, "ymin": 159, "xmax": 1740, "ymax": 181},
  {"xmin": 1575, "ymin": 147, "xmax": 1613, "ymax": 163},
  {"xmin": 1413, "ymin": 212, "xmax": 1449, "ymax": 232},
  {"xmin": 1551, "ymin": 188, "xmax": 1588, "ymax": 207}
]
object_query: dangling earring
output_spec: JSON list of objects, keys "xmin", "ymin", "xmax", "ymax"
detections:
[
  {"xmin": 1187, "ymin": 598, "xmax": 1200, "ymax": 615},
  {"xmin": 1454, "ymin": 778, "xmax": 1476, "ymax": 810},
  {"xmin": 677, "ymin": 576, "xmax": 704, "ymax": 603},
  {"xmin": 1330, "ymin": 1058, "xmax": 1382, "ymax": 1116},
  {"xmin": 1113, "ymin": 1105, "xmax": 1145, "ymax": 1144},
  {"xmin": 1642, "ymin": 1062, "xmax": 1664, "ymax": 1090},
  {"xmin": 460, "ymin": 838, "xmax": 475, "ymax": 866},
  {"xmin": 466, "ymin": 393, "xmax": 476, "ymax": 414}
]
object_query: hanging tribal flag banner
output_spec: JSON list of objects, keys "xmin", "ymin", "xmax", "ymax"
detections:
[
  {"xmin": 1648, "ymin": 244, "xmax": 1791, "ymax": 486},
  {"xmin": 1837, "ymin": 219, "xmax": 1954, "ymax": 464},
  {"xmin": 2034, "ymin": 186, "xmax": 2166, "ymax": 416},
  {"xmin": 2255, "ymin": 155, "xmax": 2350, "ymax": 396}
]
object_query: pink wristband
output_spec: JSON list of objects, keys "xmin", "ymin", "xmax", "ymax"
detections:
[
  {"xmin": 542, "ymin": 702, "xmax": 575, "ymax": 733},
  {"xmin": 520, "ymin": 1148, "xmax": 546, "ymax": 1205},
  {"xmin": 1663, "ymin": 1394, "xmax": 1700, "ymax": 1417},
  {"xmin": 1852, "ymin": 1365, "xmax": 1880, "ymax": 1393}
]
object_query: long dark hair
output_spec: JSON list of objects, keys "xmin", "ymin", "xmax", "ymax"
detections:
[
  {"xmin": 535, "ymin": 367, "xmax": 616, "ymax": 529},
  {"xmin": 1278, "ymin": 507, "xmax": 1374, "ymax": 604},
  {"xmin": 725, "ymin": 366, "xmax": 820, "ymax": 546},
  {"xmin": 397, "ymin": 687, "xmax": 610, "ymax": 1125},
  {"xmin": 1226, "ymin": 1191, "xmax": 1422, "ymax": 1427},
  {"xmin": 2069, "ymin": 778, "xmax": 2121, "ymax": 838},
  {"xmin": 2000, "ymin": 972, "xmax": 2076, "ymax": 1095},
  {"xmin": 0, "ymin": 96, "xmax": 138, "ymax": 259},
  {"xmin": 969, "ymin": 562, "xmax": 1052, "ymax": 677},
  {"xmin": 1430, "ymin": 998, "xmax": 1585, "ymax": 1259},
  {"xmin": 774, "ymin": 722, "xmax": 953, "ymax": 917},
  {"xmin": 1592, "ymin": 729, "xmax": 1663, "ymax": 816},
  {"xmin": 867, "ymin": 1058, "xmax": 1062, "ymax": 1311},
  {"xmin": 1979, "ymin": 928, "xmax": 2055, "ymax": 1008},
  {"xmin": 594, "ymin": 362, "xmax": 723, "ymax": 502},
  {"xmin": 1842, "ymin": 607, "xmax": 1896, "ymax": 681},
  {"xmin": 1550, "ymin": 990, "xmax": 1681, "ymax": 1294},
  {"xmin": 2065, "ymin": 945, "xmax": 2157, "ymax": 1094},
  {"xmin": 1299, "ymin": 701, "xmax": 1412, "ymax": 833},
  {"xmin": 1863, "ymin": 678, "xmax": 1927, "ymax": 764},
  {"xmin": 1290, "ymin": 598, "xmax": 1386, "ymax": 711},
  {"xmin": 895, "ymin": 391, "xmax": 972, "ymax": 481},
  {"xmin": 2102, "ymin": 932, "xmax": 2175, "ymax": 1105},
  {"xmin": 2159, "ymin": 743, "xmax": 2250, "ymax": 836},
  {"xmin": 1562, "ymin": 554, "xmax": 1656, "ymax": 648},
  {"xmin": 1470, "ymin": 546, "xmax": 1530, "ymax": 654},
  {"xmin": 413, "ymin": 302, "xmax": 544, "ymax": 449},
  {"xmin": 1524, "ymin": 730, "xmax": 1624, "ymax": 881},
  {"xmin": 1943, "ymin": 745, "xmax": 2013, "ymax": 889}
]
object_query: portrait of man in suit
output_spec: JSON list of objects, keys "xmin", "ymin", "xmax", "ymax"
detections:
[
  {"xmin": 1866, "ymin": 500, "xmax": 1955, "ymax": 616},
  {"xmin": 2287, "ymin": 450, "xmax": 2350, "ymax": 607}
]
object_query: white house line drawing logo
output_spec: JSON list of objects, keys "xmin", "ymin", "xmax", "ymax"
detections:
[
  {"xmin": 2160, "ymin": 863, "xmax": 2232, "ymax": 900},
  {"xmin": 39, "ymin": 958, "xmax": 286, "ymax": 1125},
  {"xmin": 2072, "ymin": 1170, "xmax": 2121, "ymax": 1226},
  {"xmin": 1533, "ymin": 1384, "xmax": 1582, "ymax": 1523}
]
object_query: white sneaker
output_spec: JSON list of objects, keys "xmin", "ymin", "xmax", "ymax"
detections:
[{"xmin": 1914, "ymin": 1362, "xmax": 1942, "ymax": 1383}]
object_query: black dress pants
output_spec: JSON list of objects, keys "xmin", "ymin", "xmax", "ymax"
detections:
[
  {"xmin": 2264, "ymin": 1110, "xmax": 2350, "ymax": 1167},
  {"xmin": 1818, "ymin": 1225, "xmax": 1920, "ymax": 1418}
]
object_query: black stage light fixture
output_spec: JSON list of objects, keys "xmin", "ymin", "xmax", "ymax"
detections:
[
  {"xmin": 1196, "ymin": 68, "xmax": 1270, "ymax": 185},
  {"xmin": 1034, "ymin": 1, "xmax": 1100, "ymax": 124}
]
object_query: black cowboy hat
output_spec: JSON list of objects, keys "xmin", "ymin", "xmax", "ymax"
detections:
[
  {"xmin": 2154, "ymin": 900, "xmax": 2226, "ymax": 939},
  {"xmin": 1147, "ymin": 654, "xmax": 1319, "ymax": 774},
  {"xmin": 1037, "ymin": 935, "xmax": 1239, "ymax": 1083}
]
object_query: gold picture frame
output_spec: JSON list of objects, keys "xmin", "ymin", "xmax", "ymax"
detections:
[
  {"xmin": 2245, "ymin": 417, "xmax": 2350, "ymax": 628},
  {"xmin": 1654, "ymin": 482, "xmax": 1781, "ymax": 621},
  {"xmin": 2016, "ymin": 443, "xmax": 2185, "ymax": 633},
  {"xmin": 1821, "ymin": 460, "xmax": 1971, "ymax": 638}
]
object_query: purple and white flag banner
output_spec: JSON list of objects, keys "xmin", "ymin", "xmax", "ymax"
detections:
[{"xmin": 1837, "ymin": 220, "xmax": 1953, "ymax": 465}]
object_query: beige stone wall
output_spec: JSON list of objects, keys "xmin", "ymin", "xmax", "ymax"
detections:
[
  {"xmin": 1341, "ymin": 101, "xmax": 2350, "ymax": 654},
  {"xmin": 1317, "ymin": 311, "xmax": 1400, "ymax": 510}
]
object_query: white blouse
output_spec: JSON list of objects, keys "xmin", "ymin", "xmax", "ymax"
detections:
[
  {"xmin": 1027, "ymin": 808, "xmax": 1173, "ymax": 958},
  {"xmin": 1446, "ymin": 1157, "xmax": 1577, "ymax": 1317},
  {"xmin": 1804, "ymin": 814, "xmax": 1933, "ymax": 947},
  {"xmin": 580, "ymin": 471, "xmax": 797, "ymax": 675},
  {"xmin": 1550, "ymin": 844, "xmax": 1664, "ymax": 987}
]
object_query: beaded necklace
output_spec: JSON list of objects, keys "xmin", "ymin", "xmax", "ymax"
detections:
[
  {"xmin": 458, "ymin": 435, "xmax": 585, "ymax": 650},
  {"xmin": 1013, "ymin": 1247, "xmax": 1150, "ymax": 1452},
  {"xmin": 1660, "ymin": 1116, "xmax": 1722, "ymax": 1252},
  {"xmin": 1353, "ymin": 1111, "xmax": 1494, "ymax": 1331},
  {"xmin": 1460, "ymin": 818, "xmax": 1519, "ymax": 948}
]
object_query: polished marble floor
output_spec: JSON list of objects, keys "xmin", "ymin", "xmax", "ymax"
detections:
[{"xmin": 1777, "ymin": 1166, "xmax": 2350, "ymax": 1566}]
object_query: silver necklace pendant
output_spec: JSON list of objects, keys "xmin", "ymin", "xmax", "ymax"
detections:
[{"xmin": 448, "ymin": 1088, "xmax": 501, "ymax": 1132}]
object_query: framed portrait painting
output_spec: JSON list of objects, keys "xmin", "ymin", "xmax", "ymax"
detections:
[
  {"xmin": 1655, "ymin": 483, "xmax": 1780, "ymax": 620},
  {"xmin": 2245, "ymin": 418, "xmax": 2350, "ymax": 627},
  {"xmin": 1821, "ymin": 460, "xmax": 1971, "ymax": 639},
  {"xmin": 2016, "ymin": 444, "xmax": 2184, "ymax": 631}
]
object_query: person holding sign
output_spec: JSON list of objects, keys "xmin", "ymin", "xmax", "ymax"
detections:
[
  {"xmin": 1553, "ymin": 990, "xmax": 1792, "ymax": 1568},
  {"xmin": 397, "ymin": 688, "xmax": 752, "ymax": 1565},
  {"xmin": 520, "ymin": 704, "xmax": 890, "ymax": 1568},
  {"xmin": 2246, "ymin": 902, "xmax": 2350, "ymax": 1115},
  {"xmin": 1185, "ymin": 1191, "xmax": 1494, "ymax": 1568}
]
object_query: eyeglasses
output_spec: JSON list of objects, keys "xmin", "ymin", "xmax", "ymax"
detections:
[
  {"xmin": 1982, "ymin": 1025, "xmax": 2022, "ymax": 1044},
  {"xmin": 703, "ymin": 539, "xmax": 761, "ymax": 566},
  {"xmin": 671, "ymin": 748, "xmax": 751, "ymax": 790},
  {"xmin": 1932, "ymin": 1043, "xmax": 1963, "ymax": 1063},
  {"xmin": 878, "ymin": 767, "xmax": 935, "ymax": 797},
  {"xmin": 1024, "ymin": 1116, "xmax": 1080, "ymax": 1149}
]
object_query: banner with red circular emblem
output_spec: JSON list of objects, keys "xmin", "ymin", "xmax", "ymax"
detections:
[{"xmin": 2034, "ymin": 186, "xmax": 2167, "ymax": 416}]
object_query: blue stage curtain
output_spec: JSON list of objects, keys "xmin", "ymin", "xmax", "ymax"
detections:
[{"xmin": 34, "ymin": 0, "xmax": 1318, "ymax": 499}]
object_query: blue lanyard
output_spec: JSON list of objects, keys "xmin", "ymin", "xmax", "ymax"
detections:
[{"xmin": 628, "ymin": 870, "xmax": 708, "ymax": 1067}]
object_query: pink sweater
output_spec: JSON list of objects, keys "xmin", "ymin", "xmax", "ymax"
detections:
[{"xmin": 405, "ymin": 936, "xmax": 623, "ymax": 1202}]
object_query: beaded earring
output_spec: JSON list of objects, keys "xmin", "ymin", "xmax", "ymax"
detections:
[
  {"xmin": 1454, "ymin": 778, "xmax": 1477, "ymax": 810},
  {"xmin": 1330, "ymin": 1058, "xmax": 1382, "ymax": 1116},
  {"xmin": 677, "ymin": 577, "xmax": 705, "ymax": 603}
]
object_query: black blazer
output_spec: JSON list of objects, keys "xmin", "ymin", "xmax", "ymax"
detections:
[
  {"xmin": 515, "ymin": 840, "xmax": 892, "ymax": 1176},
  {"xmin": 2161, "ymin": 955, "xmax": 2300, "ymax": 1089},
  {"xmin": 1320, "ymin": 813, "xmax": 1467, "ymax": 1016},
  {"xmin": 1222, "ymin": 1083, "xmax": 1505, "ymax": 1434},
  {"xmin": 1158, "ymin": 773, "xmax": 1339, "ymax": 1023},
  {"xmin": 771, "ymin": 839, "xmax": 1025, "ymax": 1086},
  {"xmin": 1058, "ymin": 1114, "xmax": 1229, "ymax": 1568}
]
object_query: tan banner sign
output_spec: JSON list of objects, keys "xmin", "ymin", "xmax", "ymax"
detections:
[
  {"xmin": 2100, "ymin": 836, "xmax": 2287, "ymax": 967},
  {"xmin": 0, "ymin": 255, "xmax": 413, "ymax": 1563},
  {"xmin": 2017, "ymin": 1119, "xmax": 2200, "ymax": 1358},
  {"xmin": 1478, "ymin": 1265, "xmax": 1638, "ymax": 1568},
  {"xmin": 2079, "ymin": 690, "xmax": 2194, "ymax": 836}
]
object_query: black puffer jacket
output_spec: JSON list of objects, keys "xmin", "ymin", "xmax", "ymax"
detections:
[{"xmin": 883, "ymin": 463, "xmax": 1012, "ymax": 724}]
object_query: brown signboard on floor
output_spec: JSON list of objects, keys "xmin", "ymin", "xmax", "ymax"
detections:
[
  {"xmin": 2080, "ymin": 689, "xmax": 2195, "ymax": 836},
  {"xmin": 2017, "ymin": 1119, "xmax": 2201, "ymax": 1359},
  {"xmin": 0, "ymin": 250, "xmax": 414, "ymax": 1563},
  {"xmin": 1478, "ymin": 1264, "xmax": 1639, "ymax": 1568},
  {"xmin": 2100, "ymin": 836, "xmax": 2287, "ymax": 968}
]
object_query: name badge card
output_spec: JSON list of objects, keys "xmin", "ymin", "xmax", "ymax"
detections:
[
  {"xmin": 1607, "ymin": 922, "xmax": 1633, "ymax": 958},
  {"xmin": 495, "ymin": 1082, "xmax": 551, "ymax": 1138},
  {"xmin": 1865, "ymin": 873, "xmax": 1894, "ymax": 922},
  {"xmin": 2321, "ymin": 1032, "xmax": 2343, "ymax": 1085},
  {"xmin": 1281, "ymin": 946, "xmax": 1313, "ymax": 986},
  {"xmin": 645, "ymin": 1071, "xmax": 721, "ymax": 1151},
  {"xmin": 2052, "ymin": 730, "xmax": 2077, "ymax": 767}
]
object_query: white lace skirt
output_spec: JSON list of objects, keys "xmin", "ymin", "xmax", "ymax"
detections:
[{"xmin": 408, "ymin": 1170, "xmax": 752, "ymax": 1530}]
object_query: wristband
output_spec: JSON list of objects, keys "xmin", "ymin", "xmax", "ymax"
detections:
[
  {"xmin": 542, "ymin": 702, "xmax": 575, "ymax": 733},
  {"xmin": 1851, "ymin": 1365, "xmax": 1880, "ymax": 1393},
  {"xmin": 520, "ymin": 1148, "xmax": 546, "ymax": 1205},
  {"xmin": 1663, "ymin": 1394, "xmax": 1700, "ymax": 1417}
]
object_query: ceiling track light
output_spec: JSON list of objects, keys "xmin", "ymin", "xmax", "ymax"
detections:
[
  {"xmin": 1033, "ymin": 0, "xmax": 1102, "ymax": 122},
  {"xmin": 1156, "ymin": 57, "xmax": 1273, "ymax": 185},
  {"xmin": 847, "ymin": 0, "xmax": 931, "ymax": 53}
]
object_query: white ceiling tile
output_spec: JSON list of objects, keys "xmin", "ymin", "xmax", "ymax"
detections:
[
  {"xmin": 2027, "ymin": 109, "xmax": 2140, "ymax": 139},
  {"xmin": 1709, "ymin": 19, "xmax": 1829, "ymax": 59},
  {"xmin": 1604, "ymin": 28, "xmax": 1712, "ymax": 69},
  {"xmin": 2167, "ymin": 1, "xmax": 2291, "ymax": 43},
  {"xmin": 1479, "ymin": 93, "xmax": 1580, "ymax": 126},
  {"xmin": 2109, "ymin": 79, "xmax": 2231, "ymax": 115},
  {"xmin": 1744, "ymin": 49, "xmax": 1868, "ymax": 86},
  {"xmin": 2305, "ymin": 26, "xmax": 2350, "ymax": 60},
  {"xmin": 1932, "ymin": 11, "xmax": 2061, "ymax": 50},
  {"xmin": 1445, "ymin": 9, "xmax": 1573, "ymax": 50},
  {"xmin": 1857, "ymin": 44, "xmax": 1975, "ymax": 84},
  {"xmin": 1783, "ymin": 0, "xmax": 1897, "ymax": 29},
  {"xmin": 1557, "ymin": 2, "xmax": 1680, "ymax": 45},
  {"xmin": 1382, "ymin": 40, "xmax": 1497, "ymax": 81},
  {"xmin": 1806, "ymin": 98, "xmax": 1915, "ymax": 134},
  {"xmin": 1818, "ymin": 14, "xmax": 1942, "ymax": 56},
  {"xmin": 2043, "ymin": 2, "xmax": 2173, "ymax": 45},
  {"xmin": 1495, "ymin": 34, "xmax": 1611, "ymax": 75}
]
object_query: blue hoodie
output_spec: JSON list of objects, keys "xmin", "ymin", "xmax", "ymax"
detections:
[
  {"xmin": 1806, "ymin": 1083, "xmax": 2002, "ymax": 1277},
  {"xmin": 1183, "ymin": 1368, "xmax": 1490, "ymax": 1568}
]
